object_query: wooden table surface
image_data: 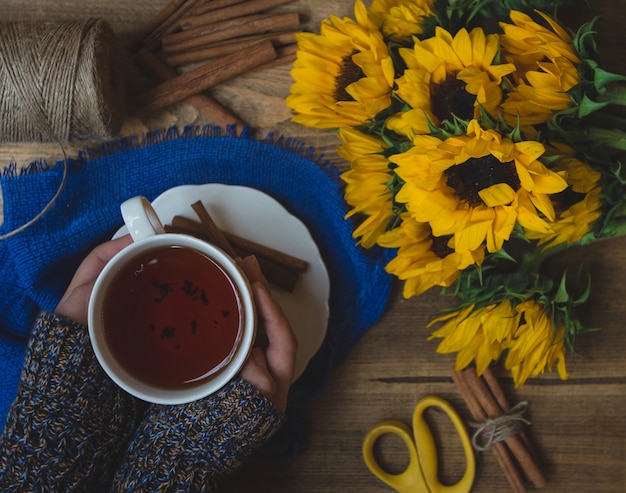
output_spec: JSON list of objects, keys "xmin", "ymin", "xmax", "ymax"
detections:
[{"xmin": 2, "ymin": 1, "xmax": 626, "ymax": 492}]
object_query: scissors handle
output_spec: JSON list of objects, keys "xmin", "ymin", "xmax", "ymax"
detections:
[
  {"xmin": 362, "ymin": 396, "xmax": 476, "ymax": 493},
  {"xmin": 412, "ymin": 396, "xmax": 476, "ymax": 493},
  {"xmin": 362, "ymin": 420, "xmax": 427, "ymax": 493}
]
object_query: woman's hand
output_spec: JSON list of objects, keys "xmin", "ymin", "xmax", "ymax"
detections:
[
  {"xmin": 238, "ymin": 256, "xmax": 298, "ymax": 413},
  {"xmin": 55, "ymin": 235, "xmax": 132, "ymax": 326}
]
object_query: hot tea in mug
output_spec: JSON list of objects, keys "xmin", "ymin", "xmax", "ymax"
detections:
[
  {"xmin": 101, "ymin": 244, "xmax": 243, "ymax": 390},
  {"xmin": 88, "ymin": 195, "xmax": 256, "ymax": 404}
]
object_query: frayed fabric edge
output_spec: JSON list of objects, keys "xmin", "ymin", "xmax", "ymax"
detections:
[{"xmin": 0, "ymin": 124, "xmax": 342, "ymax": 185}]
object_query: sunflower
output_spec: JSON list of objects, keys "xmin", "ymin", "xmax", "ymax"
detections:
[
  {"xmin": 387, "ymin": 26, "xmax": 516, "ymax": 137},
  {"xmin": 428, "ymin": 299, "xmax": 569, "ymax": 386},
  {"xmin": 525, "ymin": 152, "xmax": 603, "ymax": 248},
  {"xmin": 377, "ymin": 214, "xmax": 485, "ymax": 297},
  {"xmin": 499, "ymin": 10, "xmax": 582, "ymax": 128},
  {"xmin": 428, "ymin": 301, "xmax": 518, "ymax": 376},
  {"xmin": 286, "ymin": 0, "xmax": 394, "ymax": 129},
  {"xmin": 389, "ymin": 120, "xmax": 569, "ymax": 255},
  {"xmin": 505, "ymin": 300, "xmax": 569, "ymax": 386},
  {"xmin": 366, "ymin": 0, "xmax": 434, "ymax": 41},
  {"xmin": 339, "ymin": 127, "xmax": 395, "ymax": 248}
]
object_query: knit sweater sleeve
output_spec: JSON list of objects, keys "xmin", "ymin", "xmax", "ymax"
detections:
[
  {"xmin": 0, "ymin": 311, "xmax": 139, "ymax": 493},
  {"xmin": 110, "ymin": 377, "xmax": 286, "ymax": 492}
]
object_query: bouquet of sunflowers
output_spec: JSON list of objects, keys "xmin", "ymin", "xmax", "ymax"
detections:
[{"xmin": 286, "ymin": 0, "xmax": 626, "ymax": 386}]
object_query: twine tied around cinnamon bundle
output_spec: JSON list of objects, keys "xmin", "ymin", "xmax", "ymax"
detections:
[
  {"xmin": 0, "ymin": 18, "xmax": 126, "ymax": 142},
  {"xmin": 470, "ymin": 401, "xmax": 531, "ymax": 452}
]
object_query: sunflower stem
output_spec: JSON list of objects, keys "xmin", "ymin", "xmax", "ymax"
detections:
[
  {"xmin": 597, "ymin": 83, "xmax": 626, "ymax": 107},
  {"xmin": 518, "ymin": 242, "xmax": 570, "ymax": 275},
  {"xmin": 562, "ymin": 125, "xmax": 626, "ymax": 151},
  {"xmin": 597, "ymin": 203, "xmax": 626, "ymax": 240},
  {"xmin": 583, "ymin": 111, "xmax": 626, "ymax": 129}
]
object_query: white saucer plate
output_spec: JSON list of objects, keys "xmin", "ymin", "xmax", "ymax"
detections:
[{"xmin": 114, "ymin": 184, "xmax": 330, "ymax": 381}]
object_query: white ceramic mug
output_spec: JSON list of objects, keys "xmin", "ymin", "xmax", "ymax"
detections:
[{"xmin": 88, "ymin": 196, "xmax": 256, "ymax": 404}]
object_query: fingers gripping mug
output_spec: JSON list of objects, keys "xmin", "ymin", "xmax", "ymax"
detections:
[{"xmin": 88, "ymin": 196, "xmax": 256, "ymax": 404}]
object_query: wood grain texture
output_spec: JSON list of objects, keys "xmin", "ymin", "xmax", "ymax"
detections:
[{"xmin": 1, "ymin": 1, "xmax": 626, "ymax": 491}]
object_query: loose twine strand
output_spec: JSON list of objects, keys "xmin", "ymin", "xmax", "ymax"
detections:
[
  {"xmin": 470, "ymin": 401, "xmax": 531, "ymax": 451},
  {"xmin": 0, "ymin": 19, "xmax": 126, "ymax": 240}
]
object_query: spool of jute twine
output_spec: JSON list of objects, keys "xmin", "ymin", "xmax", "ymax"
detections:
[{"xmin": 0, "ymin": 18, "xmax": 126, "ymax": 142}]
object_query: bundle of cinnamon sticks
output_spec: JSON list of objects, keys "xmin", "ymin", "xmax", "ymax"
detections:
[
  {"xmin": 129, "ymin": 0, "xmax": 302, "ymax": 129},
  {"xmin": 165, "ymin": 200, "xmax": 309, "ymax": 292},
  {"xmin": 452, "ymin": 366, "xmax": 547, "ymax": 492}
]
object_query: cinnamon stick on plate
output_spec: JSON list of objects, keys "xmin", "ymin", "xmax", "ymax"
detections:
[
  {"xmin": 190, "ymin": 200, "xmax": 238, "ymax": 258},
  {"xmin": 166, "ymin": 213, "xmax": 307, "ymax": 292},
  {"xmin": 141, "ymin": 39, "xmax": 277, "ymax": 111},
  {"xmin": 169, "ymin": 213, "xmax": 307, "ymax": 272},
  {"xmin": 222, "ymin": 230, "xmax": 308, "ymax": 273}
]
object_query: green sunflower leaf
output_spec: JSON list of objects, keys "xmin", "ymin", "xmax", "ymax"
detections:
[
  {"xmin": 591, "ymin": 65, "xmax": 626, "ymax": 90},
  {"xmin": 554, "ymin": 273, "xmax": 570, "ymax": 303},
  {"xmin": 576, "ymin": 95, "xmax": 610, "ymax": 118}
]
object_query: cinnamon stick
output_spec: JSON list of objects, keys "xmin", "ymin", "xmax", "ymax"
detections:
[
  {"xmin": 241, "ymin": 253, "xmax": 299, "ymax": 292},
  {"xmin": 130, "ymin": 0, "xmax": 204, "ymax": 51},
  {"xmin": 461, "ymin": 368, "xmax": 547, "ymax": 488},
  {"xmin": 163, "ymin": 13, "xmax": 272, "ymax": 47},
  {"xmin": 163, "ymin": 12, "xmax": 299, "ymax": 53},
  {"xmin": 452, "ymin": 370, "xmax": 527, "ymax": 493},
  {"xmin": 134, "ymin": 48, "xmax": 245, "ymax": 132},
  {"xmin": 190, "ymin": 200, "xmax": 239, "ymax": 258},
  {"xmin": 165, "ymin": 31, "xmax": 299, "ymax": 65},
  {"xmin": 168, "ymin": 215, "xmax": 220, "ymax": 245},
  {"xmin": 222, "ymin": 231, "xmax": 308, "ymax": 273},
  {"xmin": 166, "ymin": 216, "xmax": 302, "ymax": 291},
  {"xmin": 128, "ymin": 0, "xmax": 188, "ymax": 51},
  {"xmin": 146, "ymin": 0, "xmax": 205, "ymax": 49},
  {"xmin": 179, "ymin": 0, "xmax": 295, "ymax": 30},
  {"xmin": 168, "ymin": 215, "xmax": 308, "ymax": 274},
  {"xmin": 251, "ymin": 43, "xmax": 297, "ymax": 71},
  {"xmin": 141, "ymin": 39, "xmax": 277, "ymax": 111},
  {"xmin": 481, "ymin": 367, "xmax": 538, "ymax": 459},
  {"xmin": 191, "ymin": 0, "xmax": 247, "ymax": 16}
]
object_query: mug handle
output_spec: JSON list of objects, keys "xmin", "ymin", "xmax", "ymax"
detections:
[{"xmin": 120, "ymin": 196, "xmax": 165, "ymax": 242}]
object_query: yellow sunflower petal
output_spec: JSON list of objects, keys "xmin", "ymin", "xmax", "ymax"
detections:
[{"xmin": 479, "ymin": 183, "xmax": 516, "ymax": 207}]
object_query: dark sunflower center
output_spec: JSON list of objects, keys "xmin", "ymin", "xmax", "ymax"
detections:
[
  {"xmin": 446, "ymin": 155, "xmax": 520, "ymax": 207},
  {"xmin": 431, "ymin": 234, "xmax": 454, "ymax": 258},
  {"xmin": 431, "ymin": 73, "xmax": 475, "ymax": 122},
  {"xmin": 334, "ymin": 52, "xmax": 363, "ymax": 102}
]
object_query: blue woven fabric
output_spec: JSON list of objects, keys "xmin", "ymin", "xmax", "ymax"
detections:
[{"xmin": 0, "ymin": 126, "xmax": 392, "ymax": 457}]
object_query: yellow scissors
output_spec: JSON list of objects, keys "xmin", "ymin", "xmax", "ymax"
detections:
[{"xmin": 362, "ymin": 395, "xmax": 476, "ymax": 493}]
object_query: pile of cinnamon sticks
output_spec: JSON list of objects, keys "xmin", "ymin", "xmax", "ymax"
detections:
[
  {"xmin": 452, "ymin": 366, "xmax": 547, "ymax": 492},
  {"xmin": 129, "ymin": 0, "xmax": 301, "ymax": 130},
  {"xmin": 165, "ymin": 200, "xmax": 309, "ymax": 292}
]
